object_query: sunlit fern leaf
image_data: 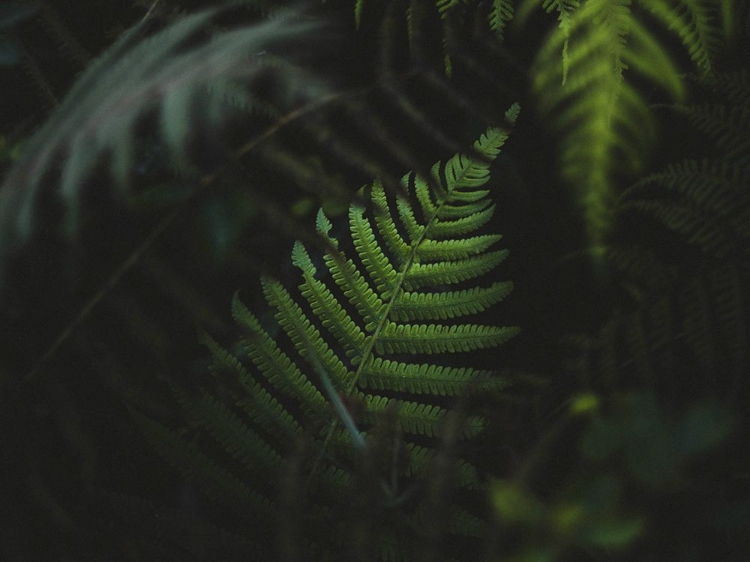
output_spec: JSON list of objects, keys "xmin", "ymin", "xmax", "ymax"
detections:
[
  {"xmin": 0, "ymin": 4, "xmax": 327, "ymax": 269},
  {"xmin": 135, "ymin": 111, "xmax": 520, "ymax": 558},
  {"xmin": 528, "ymin": 0, "xmax": 729, "ymax": 249}
]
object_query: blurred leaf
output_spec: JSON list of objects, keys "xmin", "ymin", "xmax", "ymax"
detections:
[
  {"xmin": 579, "ymin": 416, "xmax": 621, "ymax": 461},
  {"xmin": 621, "ymin": 393, "xmax": 678, "ymax": 487},
  {"xmin": 569, "ymin": 393, "xmax": 600, "ymax": 416},
  {"xmin": 580, "ymin": 393, "xmax": 735, "ymax": 488},
  {"xmin": 492, "ymin": 480, "xmax": 543, "ymax": 524},
  {"xmin": 579, "ymin": 474, "xmax": 622, "ymax": 512},
  {"xmin": 0, "ymin": 35, "xmax": 20, "ymax": 65},
  {"xmin": 290, "ymin": 196, "xmax": 315, "ymax": 217},
  {"xmin": 198, "ymin": 192, "xmax": 257, "ymax": 262},
  {"xmin": 581, "ymin": 516, "xmax": 644, "ymax": 548},
  {"xmin": 0, "ymin": 2, "xmax": 40, "ymax": 67},
  {"xmin": 673, "ymin": 402, "xmax": 734, "ymax": 458},
  {"xmin": 0, "ymin": 1, "xmax": 40, "ymax": 29}
]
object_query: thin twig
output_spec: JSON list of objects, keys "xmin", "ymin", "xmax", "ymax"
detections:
[{"xmin": 23, "ymin": 207, "xmax": 180, "ymax": 383}]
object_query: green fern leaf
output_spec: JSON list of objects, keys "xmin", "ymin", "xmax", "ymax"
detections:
[{"xmin": 138, "ymin": 107, "xmax": 521, "ymax": 558}]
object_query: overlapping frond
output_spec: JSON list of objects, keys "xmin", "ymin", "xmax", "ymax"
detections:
[
  {"xmin": 617, "ymin": 69, "xmax": 750, "ymax": 258},
  {"xmin": 528, "ymin": 0, "xmax": 728, "ymax": 249},
  {"xmin": 641, "ymin": 0, "xmax": 722, "ymax": 73}
]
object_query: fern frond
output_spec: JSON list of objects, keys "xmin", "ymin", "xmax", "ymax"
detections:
[
  {"xmin": 199, "ymin": 329, "xmax": 303, "ymax": 443},
  {"xmin": 141, "ymin": 113, "xmax": 521, "ymax": 558},
  {"xmin": 172, "ymin": 385, "xmax": 284, "ymax": 477},
  {"xmin": 389, "ymin": 281, "xmax": 514, "ymax": 321},
  {"xmin": 615, "ymin": 64, "xmax": 750, "ymax": 262},
  {"xmin": 571, "ymin": 264, "xmax": 750, "ymax": 397},
  {"xmin": 131, "ymin": 408, "xmax": 275, "ymax": 512},
  {"xmin": 376, "ymin": 322, "xmax": 517, "ymax": 354},
  {"xmin": 701, "ymin": 68, "xmax": 750, "ymax": 106},
  {"xmin": 359, "ymin": 359, "xmax": 510, "ymax": 395}
]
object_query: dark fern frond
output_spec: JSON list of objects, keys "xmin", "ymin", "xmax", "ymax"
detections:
[
  {"xmin": 674, "ymin": 103, "xmax": 750, "ymax": 166},
  {"xmin": 37, "ymin": 3, "xmax": 91, "ymax": 67},
  {"xmin": 584, "ymin": 56, "xmax": 750, "ymax": 405},
  {"xmin": 567, "ymin": 264, "xmax": 749, "ymax": 403},
  {"xmin": 136, "ymin": 114, "xmax": 520, "ymax": 559},
  {"xmin": 618, "ymin": 159, "xmax": 750, "ymax": 258},
  {"xmin": 617, "ymin": 68, "xmax": 750, "ymax": 260},
  {"xmin": 700, "ymin": 68, "xmax": 750, "ymax": 106},
  {"xmin": 357, "ymin": 0, "xmax": 518, "ymax": 77}
]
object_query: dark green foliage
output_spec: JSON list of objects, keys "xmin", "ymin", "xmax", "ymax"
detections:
[
  {"xmin": 616, "ymin": 68, "xmax": 750, "ymax": 262},
  {"xmin": 4, "ymin": 2, "xmax": 750, "ymax": 562}
]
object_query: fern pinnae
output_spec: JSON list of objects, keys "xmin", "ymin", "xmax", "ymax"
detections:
[
  {"xmin": 232, "ymin": 307, "xmax": 332, "ymax": 424},
  {"xmin": 200, "ymin": 325, "xmax": 304, "ymax": 442},
  {"xmin": 294, "ymin": 242, "xmax": 369, "ymax": 360},
  {"xmin": 359, "ymin": 359, "xmax": 509, "ymax": 395},
  {"xmin": 390, "ymin": 281, "xmax": 514, "ymax": 321},
  {"xmin": 639, "ymin": 0, "xmax": 722, "ymax": 74},
  {"xmin": 489, "ymin": 0, "xmax": 515, "ymax": 40}
]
